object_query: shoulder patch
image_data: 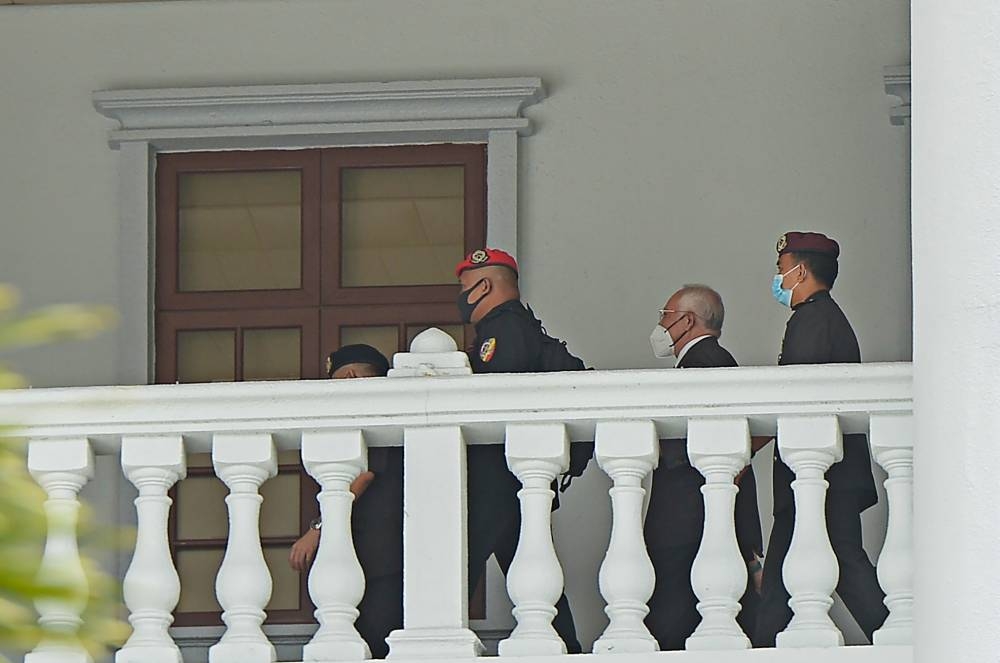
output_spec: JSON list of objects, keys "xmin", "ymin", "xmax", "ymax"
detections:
[{"xmin": 479, "ymin": 337, "xmax": 497, "ymax": 362}]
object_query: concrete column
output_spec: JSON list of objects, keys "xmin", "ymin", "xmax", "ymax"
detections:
[{"xmin": 912, "ymin": 3, "xmax": 1000, "ymax": 661}]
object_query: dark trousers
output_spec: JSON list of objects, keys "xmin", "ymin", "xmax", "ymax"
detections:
[
  {"xmin": 468, "ymin": 512, "xmax": 583, "ymax": 654},
  {"xmin": 753, "ymin": 491, "xmax": 888, "ymax": 647},
  {"xmin": 355, "ymin": 570, "xmax": 404, "ymax": 659},
  {"xmin": 645, "ymin": 543, "xmax": 760, "ymax": 651}
]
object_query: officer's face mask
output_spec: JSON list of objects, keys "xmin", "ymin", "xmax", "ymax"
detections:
[
  {"xmin": 457, "ymin": 278, "xmax": 488, "ymax": 323},
  {"xmin": 649, "ymin": 315, "xmax": 687, "ymax": 359},
  {"xmin": 771, "ymin": 264, "xmax": 802, "ymax": 309}
]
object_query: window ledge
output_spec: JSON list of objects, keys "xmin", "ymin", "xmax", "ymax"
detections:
[{"xmin": 93, "ymin": 78, "xmax": 545, "ymax": 149}]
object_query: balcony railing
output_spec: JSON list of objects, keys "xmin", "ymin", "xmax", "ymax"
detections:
[{"xmin": 2, "ymin": 330, "xmax": 914, "ymax": 663}]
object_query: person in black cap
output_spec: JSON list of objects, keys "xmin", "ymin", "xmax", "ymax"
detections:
[
  {"xmin": 456, "ymin": 248, "xmax": 586, "ymax": 654},
  {"xmin": 288, "ymin": 344, "xmax": 401, "ymax": 659},
  {"xmin": 646, "ymin": 284, "xmax": 763, "ymax": 649},
  {"xmin": 753, "ymin": 232, "xmax": 888, "ymax": 647}
]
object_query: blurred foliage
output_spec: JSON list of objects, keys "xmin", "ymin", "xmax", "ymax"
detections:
[{"xmin": 0, "ymin": 285, "xmax": 128, "ymax": 660}]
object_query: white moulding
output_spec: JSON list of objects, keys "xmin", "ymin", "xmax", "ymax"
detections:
[
  {"xmin": 92, "ymin": 78, "xmax": 546, "ymax": 149},
  {"xmin": 884, "ymin": 65, "xmax": 911, "ymax": 127}
]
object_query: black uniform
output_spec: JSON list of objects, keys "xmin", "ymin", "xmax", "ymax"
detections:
[
  {"xmin": 644, "ymin": 336, "xmax": 763, "ymax": 650},
  {"xmin": 752, "ymin": 290, "xmax": 888, "ymax": 647},
  {"xmin": 351, "ymin": 447, "xmax": 404, "ymax": 659},
  {"xmin": 467, "ymin": 299, "xmax": 583, "ymax": 654}
]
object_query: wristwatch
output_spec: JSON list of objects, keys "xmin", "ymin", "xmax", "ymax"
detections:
[{"xmin": 309, "ymin": 517, "xmax": 322, "ymax": 531}]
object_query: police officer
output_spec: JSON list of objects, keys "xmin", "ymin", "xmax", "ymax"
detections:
[
  {"xmin": 456, "ymin": 248, "xmax": 583, "ymax": 653},
  {"xmin": 646, "ymin": 284, "xmax": 763, "ymax": 649},
  {"xmin": 288, "ymin": 344, "xmax": 402, "ymax": 659},
  {"xmin": 753, "ymin": 232, "xmax": 888, "ymax": 646}
]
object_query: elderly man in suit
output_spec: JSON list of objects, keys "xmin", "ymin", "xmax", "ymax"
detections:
[{"xmin": 645, "ymin": 284, "xmax": 763, "ymax": 649}]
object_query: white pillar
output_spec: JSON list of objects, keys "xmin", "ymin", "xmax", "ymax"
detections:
[
  {"xmin": 869, "ymin": 413, "xmax": 913, "ymax": 646},
  {"xmin": 301, "ymin": 430, "xmax": 369, "ymax": 661},
  {"xmin": 386, "ymin": 426, "xmax": 483, "ymax": 658},
  {"xmin": 117, "ymin": 435, "xmax": 187, "ymax": 663},
  {"xmin": 209, "ymin": 433, "xmax": 278, "ymax": 663},
  {"xmin": 685, "ymin": 418, "xmax": 751, "ymax": 651},
  {"xmin": 775, "ymin": 415, "xmax": 844, "ymax": 648},
  {"xmin": 912, "ymin": 3, "xmax": 1000, "ymax": 661},
  {"xmin": 498, "ymin": 423, "xmax": 569, "ymax": 657},
  {"xmin": 25, "ymin": 438, "xmax": 95, "ymax": 663},
  {"xmin": 592, "ymin": 420, "xmax": 659, "ymax": 654}
]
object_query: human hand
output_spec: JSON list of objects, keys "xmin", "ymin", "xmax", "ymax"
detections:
[
  {"xmin": 289, "ymin": 528, "xmax": 320, "ymax": 571},
  {"xmin": 747, "ymin": 555, "xmax": 764, "ymax": 594}
]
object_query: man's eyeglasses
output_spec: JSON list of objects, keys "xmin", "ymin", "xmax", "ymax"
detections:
[{"xmin": 657, "ymin": 308, "xmax": 700, "ymax": 320}]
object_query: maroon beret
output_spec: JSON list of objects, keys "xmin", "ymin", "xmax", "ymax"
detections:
[
  {"xmin": 455, "ymin": 248, "xmax": 519, "ymax": 277},
  {"xmin": 776, "ymin": 231, "xmax": 840, "ymax": 259}
]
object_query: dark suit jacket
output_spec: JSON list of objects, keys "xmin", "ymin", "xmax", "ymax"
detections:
[{"xmin": 644, "ymin": 336, "xmax": 763, "ymax": 559}]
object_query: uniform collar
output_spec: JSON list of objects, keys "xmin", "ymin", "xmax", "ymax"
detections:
[
  {"xmin": 676, "ymin": 334, "xmax": 714, "ymax": 364},
  {"xmin": 791, "ymin": 288, "xmax": 831, "ymax": 311},
  {"xmin": 475, "ymin": 298, "xmax": 524, "ymax": 330}
]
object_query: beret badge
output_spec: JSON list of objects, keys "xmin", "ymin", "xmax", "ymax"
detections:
[
  {"xmin": 776, "ymin": 234, "xmax": 788, "ymax": 252},
  {"xmin": 470, "ymin": 249, "xmax": 489, "ymax": 264}
]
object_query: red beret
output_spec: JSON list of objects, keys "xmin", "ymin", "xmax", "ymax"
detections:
[
  {"xmin": 455, "ymin": 248, "xmax": 519, "ymax": 277},
  {"xmin": 776, "ymin": 231, "xmax": 840, "ymax": 259}
]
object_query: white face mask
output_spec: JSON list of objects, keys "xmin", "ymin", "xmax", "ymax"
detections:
[{"xmin": 649, "ymin": 324, "xmax": 674, "ymax": 359}]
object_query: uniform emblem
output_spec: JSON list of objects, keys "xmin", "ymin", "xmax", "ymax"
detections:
[
  {"xmin": 776, "ymin": 234, "xmax": 788, "ymax": 252},
  {"xmin": 479, "ymin": 337, "xmax": 497, "ymax": 362},
  {"xmin": 470, "ymin": 249, "xmax": 489, "ymax": 264}
]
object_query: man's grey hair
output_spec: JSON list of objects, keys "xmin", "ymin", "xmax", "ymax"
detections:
[{"xmin": 676, "ymin": 284, "xmax": 725, "ymax": 333}]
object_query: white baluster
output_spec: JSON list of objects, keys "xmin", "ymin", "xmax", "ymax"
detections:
[
  {"xmin": 593, "ymin": 420, "xmax": 659, "ymax": 654},
  {"xmin": 301, "ymin": 430, "xmax": 369, "ymax": 661},
  {"xmin": 386, "ymin": 426, "xmax": 483, "ymax": 659},
  {"xmin": 209, "ymin": 433, "xmax": 278, "ymax": 663},
  {"xmin": 776, "ymin": 415, "xmax": 844, "ymax": 647},
  {"xmin": 117, "ymin": 435, "xmax": 187, "ymax": 663},
  {"xmin": 499, "ymin": 423, "xmax": 570, "ymax": 656},
  {"xmin": 25, "ymin": 438, "xmax": 95, "ymax": 663},
  {"xmin": 685, "ymin": 418, "xmax": 751, "ymax": 650},
  {"xmin": 870, "ymin": 413, "xmax": 913, "ymax": 645}
]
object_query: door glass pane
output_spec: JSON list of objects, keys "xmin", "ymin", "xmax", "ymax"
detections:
[
  {"xmin": 243, "ymin": 328, "xmax": 301, "ymax": 381},
  {"xmin": 176, "ymin": 475, "xmax": 228, "ymax": 541},
  {"xmin": 405, "ymin": 324, "xmax": 464, "ymax": 351},
  {"xmin": 260, "ymin": 472, "xmax": 301, "ymax": 539},
  {"xmin": 340, "ymin": 326, "xmax": 398, "ymax": 364},
  {"xmin": 264, "ymin": 545, "xmax": 302, "ymax": 611},
  {"xmin": 176, "ymin": 548, "xmax": 223, "ymax": 613},
  {"xmin": 177, "ymin": 330, "xmax": 235, "ymax": 383},
  {"xmin": 341, "ymin": 166, "xmax": 464, "ymax": 287},
  {"xmin": 178, "ymin": 171, "xmax": 302, "ymax": 292},
  {"xmin": 175, "ymin": 547, "xmax": 302, "ymax": 614}
]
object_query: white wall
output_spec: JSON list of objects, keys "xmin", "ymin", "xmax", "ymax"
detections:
[
  {"xmin": 0, "ymin": 0, "xmax": 909, "ymax": 385},
  {"xmin": 0, "ymin": 0, "xmax": 909, "ymax": 655}
]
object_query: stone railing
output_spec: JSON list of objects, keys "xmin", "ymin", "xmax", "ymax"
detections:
[{"xmin": 2, "ymin": 330, "xmax": 914, "ymax": 663}]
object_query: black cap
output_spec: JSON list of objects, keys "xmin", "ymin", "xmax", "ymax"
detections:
[{"xmin": 327, "ymin": 344, "xmax": 390, "ymax": 377}]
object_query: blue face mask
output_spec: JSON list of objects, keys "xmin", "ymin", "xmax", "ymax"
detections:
[{"xmin": 771, "ymin": 264, "xmax": 801, "ymax": 308}]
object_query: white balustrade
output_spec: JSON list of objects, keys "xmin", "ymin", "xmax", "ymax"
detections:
[
  {"xmin": 776, "ymin": 415, "xmax": 845, "ymax": 647},
  {"xmin": 209, "ymin": 433, "xmax": 278, "ymax": 663},
  {"xmin": 25, "ymin": 438, "xmax": 95, "ymax": 663},
  {"xmin": 117, "ymin": 435, "xmax": 186, "ymax": 663},
  {"xmin": 0, "ymin": 361, "xmax": 917, "ymax": 663},
  {"xmin": 499, "ymin": 423, "xmax": 570, "ymax": 656},
  {"xmin": 870, "ymin": 413, "xmax": 914, "ymax": 646},
  {"xmin": 301, "ymin": 429, "xmax": 369, "ymax": 661},
  {"xmin": 685, "ymin": 418, "xmax": 751, "ymax": 651},
  {"xmin": 593, "ymin": 420, "xmax": 659, "ymax": 654}
]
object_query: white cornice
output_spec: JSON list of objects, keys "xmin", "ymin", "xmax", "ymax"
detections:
[
  {"xmin": 884, "ymin": 65, "xmax": 911, "ymax": 127},
  {"xmin": 92, "ymin": 78, "xmax": 545, "ymax": 148},
  {"xmin": 0, "ymin": 363, "xmax": 912, "ymax": 454}
]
